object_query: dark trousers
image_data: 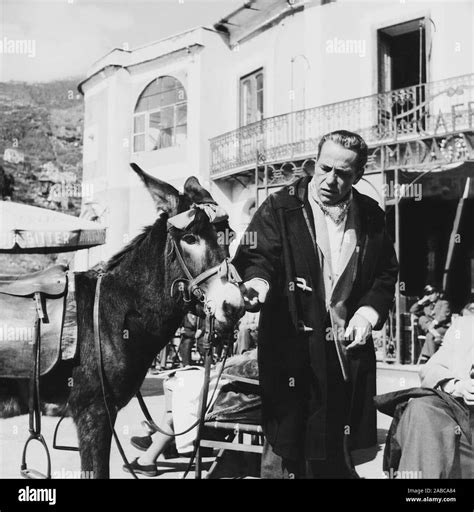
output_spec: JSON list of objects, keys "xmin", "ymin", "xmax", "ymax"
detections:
[
  {"xmin": 261, "ymin": 439, "xmax": 356, "ymax": 479},
  {"xmin": 395, "ymin": 395, "xmax": 474, "ymax": 479},
  {"xmin": 261, "ymin": 333, "xmax": 355, "ymax": 479},
  {"xmin": 420, "ymin": 327, "xmax": 448, "ymax": 361},
  {"xmin": 179, "ymin": 337, "xmax": 193, "ymax": 366}
]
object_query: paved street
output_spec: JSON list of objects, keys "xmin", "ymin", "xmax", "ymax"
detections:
[{"xmin": 0, "ymin": 366, "xmax": 420, "ymax": 479}]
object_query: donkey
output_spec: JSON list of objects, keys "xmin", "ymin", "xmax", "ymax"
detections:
[
  {"xmin": 67, "ymin": 165, "xmax": 245, "ymax": 478},
  {"xmin": 0, "ymin": 165, "xmax": 245, "ymax": 478}
]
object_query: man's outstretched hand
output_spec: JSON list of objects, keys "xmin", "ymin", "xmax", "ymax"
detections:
[
  {"xmin": 240, "ymin": 278, "xmax": 269, "ymax": 312},
  {"xmin": 344, "ymin": 312, "xmax": 372, "ymax": 351}
]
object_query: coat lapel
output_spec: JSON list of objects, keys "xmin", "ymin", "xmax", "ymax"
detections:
[
  {"xmin": 283, "ymin": 177, "xmax": 326, "ymax": 307},
  {"xmin": 335, "ymin": 201, "xmax": 358, "ymax": 284},
  {"xmin": 309, "ymin": 195, "xmax": 332, "ymax": 276},
  {"xmin": 285, "ymin": 205, "xmax": 321, "ymax": 299},
  {"xmin": 306, "ymin": 192, "xmax": 333, "ymax": 307},
  {"xmin": 331, "ymin": 199, "xmax": 362, "ymax": 302}
]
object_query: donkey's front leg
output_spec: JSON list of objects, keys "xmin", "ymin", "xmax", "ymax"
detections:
[{"xmin": 72, "ymin": 402, "xmax": 115, "ymax": 479}]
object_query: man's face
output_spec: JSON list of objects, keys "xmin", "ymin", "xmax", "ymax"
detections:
[
  {"xmin": 462, "ymin": 303, "xmax": 474, "ymax": 316},
  {"xmin": 429, "ymin": 292, "xmax": 440, "ymax": 302},
  {"xmin": 313, "ymin": 140, "xmax": 363, "ymax": 205}
]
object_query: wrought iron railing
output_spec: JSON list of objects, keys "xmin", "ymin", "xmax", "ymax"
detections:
[{"xmin": 210, "ymin": 73, "xmax": 474, "ymax": 177}]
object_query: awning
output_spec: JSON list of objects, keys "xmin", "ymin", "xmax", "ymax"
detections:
[
  {"xmin": 0, "ymin": 201, "xmax": 106, "ymax": 253},
  {"xmin": 385, "ymin": 160, "xmax": 474, "ymax": 200}
]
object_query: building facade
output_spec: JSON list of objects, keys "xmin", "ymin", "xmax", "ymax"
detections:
[
  {"xmin": 3, "ymin": 148, "xmax": 25, "ymax": 164},
  {"xmin": 79, "ymin": 0, "xmax": 474, "ymax": 361}
]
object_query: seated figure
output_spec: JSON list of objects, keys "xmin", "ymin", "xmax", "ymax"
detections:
[
  {"xmin": 124, "ymin": 349, "xmax": 259, "ymax": 477},
  {"xmin": 409, "ymin": 285, "xmax": 452, "ymax": 363},
  {"xmin": 377, "ymin": 308, "xmax": 474, "ymax": 479}
]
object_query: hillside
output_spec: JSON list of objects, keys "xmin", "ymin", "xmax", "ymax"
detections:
[{"xmin": 0, "ymin": 79, "xmax": 84, "ymax": 273}]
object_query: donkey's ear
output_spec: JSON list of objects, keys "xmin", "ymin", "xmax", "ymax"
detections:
[
  {"xmin": 131, "ymin": 163, "xmax": 180, "ymax": 215},
  {"xmin": 183, "ymin": 176, "xmax": 216, "ymax": 205}
]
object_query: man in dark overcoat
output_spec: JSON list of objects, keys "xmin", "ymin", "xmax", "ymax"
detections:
[{"xmin": 233, "ymin": 130, "xmax": 399, "ymax": 478}]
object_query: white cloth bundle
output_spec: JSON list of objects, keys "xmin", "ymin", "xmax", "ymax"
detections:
[{"xmin": 167, "ymin": 203, "xmax": 228, "ymax": 230}]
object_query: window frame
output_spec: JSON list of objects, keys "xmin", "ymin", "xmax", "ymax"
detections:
[
  {"xmin": 132, "ymin": 76, "xmax": 187, "ymax": 153},
  {"xmin": 239, "ymin": 68, "xmax": 264, "ymax": 127}
]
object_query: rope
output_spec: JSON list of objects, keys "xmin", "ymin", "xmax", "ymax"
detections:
[{"xmin": 93, "ymin": 274, "xmax": 139, "ymax": 479}]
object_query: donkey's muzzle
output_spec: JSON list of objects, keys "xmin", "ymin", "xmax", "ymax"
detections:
[{"xmin": 223, "ymin": 297, "xmax": 245, "ymax": 323}]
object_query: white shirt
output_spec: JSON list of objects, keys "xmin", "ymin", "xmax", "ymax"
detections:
[
  {"xmin": 313, "ymin": 197, "xmax": 379, "ymax": 328},
  {"xmin": 324, "ymin": 211, "xmax": 348, "ymax": 282}
]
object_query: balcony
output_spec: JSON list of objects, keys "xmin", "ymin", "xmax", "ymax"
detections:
[{"xmin": 210, "ymin": 73, "xmax": 474, "ymax": 178}]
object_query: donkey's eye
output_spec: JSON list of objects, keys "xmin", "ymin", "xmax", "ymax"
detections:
[{"xmin": 181, "ymin": 234, "xmax": 198, "ymax": 245}]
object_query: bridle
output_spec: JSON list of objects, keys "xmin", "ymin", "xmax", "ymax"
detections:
[
  {"xmin": 166, "ymin": 201, "xmax": 241, "ymax": 306},
  {"xmin": 168, "ymin": 232, "xmax": 242, "ymax": 309}
]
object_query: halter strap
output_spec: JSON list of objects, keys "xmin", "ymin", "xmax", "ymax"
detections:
[
  {"xmin": 170, "ymin": 237, "xmax": 194, "ymax": 281},
  {"xmin": 169, "ymin": 233, "xmax": 242, "ymax": 305}
]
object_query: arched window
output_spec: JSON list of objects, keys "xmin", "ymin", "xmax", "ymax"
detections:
[{"xmin": 133, "ymin": 76, "xmax": 187, "ymax": 152}]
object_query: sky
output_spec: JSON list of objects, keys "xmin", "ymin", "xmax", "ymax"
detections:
[{"xmin": 0, "ymin": 0, "xmax": 241, "ymax": 82}]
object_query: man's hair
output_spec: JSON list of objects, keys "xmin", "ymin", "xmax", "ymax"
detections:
[
  {"xmin": 423, "ymin": 284, "xmax": 439, "ymax": 296},
  {"xmin": 461, "ymin": 301, "xmax": 474, "ymax": 316},
  {"xmin": 317, "ymin": 130, "xmax": 368, "ymax": 173}
]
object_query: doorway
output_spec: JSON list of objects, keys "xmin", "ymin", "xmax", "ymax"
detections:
[{"xmin": 378, "ymin": 19, "xmax": 427, "ymax": 137}]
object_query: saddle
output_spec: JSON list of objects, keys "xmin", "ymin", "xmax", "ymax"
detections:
[{"xmin": 0, "ymin": 265, "xmax": 69, "ymax": 379}]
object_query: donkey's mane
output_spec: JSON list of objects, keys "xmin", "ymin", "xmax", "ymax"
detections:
[
  {"xmin": 104, "ymin": 208, "xmax": 215, "ymax": 272},
  {"xmin": 105, "ymin": 223, "xmax": 158, "ymax": 271}
]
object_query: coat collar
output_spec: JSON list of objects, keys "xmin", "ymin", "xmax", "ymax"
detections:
[
  {"xmin": 305, "ymin": 179, "xmax": 359, "ymax": 297},
  {"xmin": 281, "ymin": 176, "xmax": 381, "ymax": 296},
  {"xmin": 291, "ymin": 176, "xmax": 381, "ymax": 235},
  {"xmin": 310, "ymin": 193, "xmax": 332, "ymax": 274}
]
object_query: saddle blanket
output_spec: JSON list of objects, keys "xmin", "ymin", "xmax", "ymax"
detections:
[{"xmin": 0, "ymin": 279, "xmax": 77, "ymax": 379}]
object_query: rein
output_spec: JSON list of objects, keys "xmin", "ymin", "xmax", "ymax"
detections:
[
  {"xmin": 93, "ymin": 272, "xmax": 140, "ymax": 479},
  {"xmin": 92, "ymin": 225, "xmax": 241, "ymax": 479}
]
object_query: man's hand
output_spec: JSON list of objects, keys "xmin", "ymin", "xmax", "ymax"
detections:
[
  {"xmin": 344, "ymin": 313, "xmax": 372, "ymax": 351},
  {"xmin": 240, "ymin": 278, "xmax": 269, "ymax": 312},
  {"xmin": 418, "ymin": 295, "xmax": 430, "ymax": 306},
  {"xmin": 453, "ymin": 379, "xmax": 474, "ymax": 407},
  {"xmin": 426, "ymin": 320, "xmax": 441, "ymax": 340}
]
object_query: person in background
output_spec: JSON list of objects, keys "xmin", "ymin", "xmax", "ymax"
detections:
[
  {"xmin": 461, "ymin": 301, "xmax": 474, "ymax": 316},
  {"xmin": 379, "ymin": 305, "xmax": 474, "ymax": 479},
  {"xmin": 234, "ymin": 311, "xmax": 259, "ymax": 355},
  {"xmin": 178, "ymin": 312, "xmax": 200, "ymax": 367},
  {"xmin": 125, "ymin": 350, "xmax": 259, "ymax": 477},
  {"xmin": 0, "ymin": 165, "xmax": 14, "ymax": 200},
  {"xmin": 410, "ymin": 285, "xmax": 452, "ymax": 363}
]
